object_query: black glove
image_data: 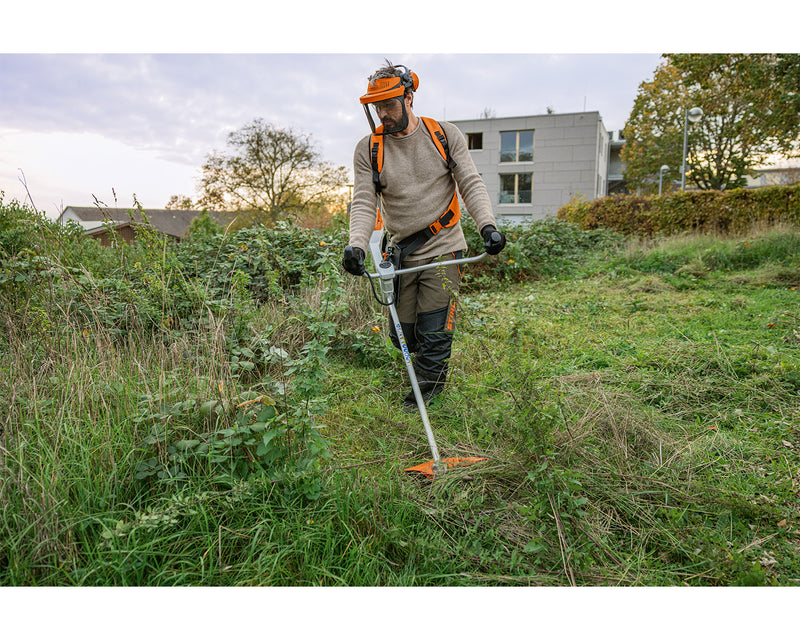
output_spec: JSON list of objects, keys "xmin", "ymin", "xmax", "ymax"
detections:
[
  {"xmin": 342, "ymin": 245, "xmax": 366, "ymax": 276},
  {"xmin": 481, "ymin": 225, "xmax": 506, "ymax": 255}
]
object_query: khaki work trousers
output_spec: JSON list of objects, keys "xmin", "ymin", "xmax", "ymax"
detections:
[{"xmin": 389, "ymin": 251, "xmax": 462, "ymax": 384}]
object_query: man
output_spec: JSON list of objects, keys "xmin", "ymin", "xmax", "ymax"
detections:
[{"xmin": 342, "ymin": 60, "xmax": 506, "ymax": 410}]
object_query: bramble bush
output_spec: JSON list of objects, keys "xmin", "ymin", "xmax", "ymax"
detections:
[
  {"xmin": 1, "ymin": 197, "xmax": 356, "ymax": 502},
  {"xmin": 0, "ymin": 197, "xmax": 350, "ymax": 340},
  {"xmin": 463, "ymin": 216, "xmax": 622, "ymax": 284},
  {"xmin": 1, "ymin": 196, "xmax": 620, "ymax": 377},
  {"xmin": 557, "ymin": 184, "xmax": 800, "ymax": 236},
  {"xmin": 174, "ymin": 219, "xmax": 348, "ymax": 307}
]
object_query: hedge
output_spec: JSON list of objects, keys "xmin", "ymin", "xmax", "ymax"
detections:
[{"xmin": 557, "ymin": 184, "xmax": 800, "ymax": 236}]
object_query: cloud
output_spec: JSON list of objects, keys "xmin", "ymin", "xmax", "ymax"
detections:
[
  {"xmin": 1, "ymin": 52, "xmax": 665, "ymax": 217},
  {"xmin": 2, "ymin": 52, "xmax": 661, "ymax": 157},
  {"xmin": 0, "ymin": 128, "xmax": 199, "ymax": 211}
]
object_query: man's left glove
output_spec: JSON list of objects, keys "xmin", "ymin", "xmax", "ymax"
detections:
[
  {"xmin": 481, "ymin": 225, "xmax": 506, "ymax": 255},
  {"xmin": 342, "ymin": 245, "xmax": 366, "ymax": 276}
]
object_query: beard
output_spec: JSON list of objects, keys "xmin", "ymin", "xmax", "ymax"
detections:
[{"xmin": 380, "ymin": 101, "xmax": 409, "ymax": 134}]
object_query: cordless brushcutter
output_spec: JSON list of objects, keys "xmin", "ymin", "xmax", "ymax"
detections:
[{"xmin": 362, "ymin": 217, "xmax": 488, "ymax": 479}]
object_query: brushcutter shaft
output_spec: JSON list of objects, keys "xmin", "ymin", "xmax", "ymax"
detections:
[{"xmin": 387, "ymin": 302, "xmax": 442, "ymax": 468}]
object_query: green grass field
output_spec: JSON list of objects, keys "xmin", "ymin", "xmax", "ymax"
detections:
[{"xmin": 2, "ymin": 216, "xmax": 799, "ymax": 588}]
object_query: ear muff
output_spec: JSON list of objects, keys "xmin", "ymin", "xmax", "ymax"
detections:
[{"xmin": 397, "ymin": 65, "xmax": 419, "ymax": 92}]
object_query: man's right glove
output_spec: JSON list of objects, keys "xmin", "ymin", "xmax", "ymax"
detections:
[
  {"xmin": 342, "ymin": 245, "xmax": 366, "ymax": 276},
  {"xmin": 481, "ymin": 225, "xmax": 506, "ymax": 255}
]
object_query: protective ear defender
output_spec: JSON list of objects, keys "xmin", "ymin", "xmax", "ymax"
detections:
[{"xmin": 396, "ymin": 65, "xmax": 419, "ymax": 92}]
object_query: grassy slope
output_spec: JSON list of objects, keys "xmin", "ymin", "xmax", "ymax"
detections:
[{"xmin": 2, "ymin": 226, "xmax": 799, "ymax": 586}]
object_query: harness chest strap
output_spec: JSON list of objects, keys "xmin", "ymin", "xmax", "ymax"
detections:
[
  {"xmin": 370, "ymin": 117, "xmax": 461, "ymax": 255},
  {"xmin": 394, "ymin": 189, "xmax": 460, "ymax": 262}
]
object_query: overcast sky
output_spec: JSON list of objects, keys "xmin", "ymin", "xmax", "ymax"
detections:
[{"xmin": 1, "ymin": 3, "xmax": 795, "ymax": 220}]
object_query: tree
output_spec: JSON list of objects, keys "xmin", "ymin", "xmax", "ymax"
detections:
[
  {"xmin": 189, "ymin": 119, "xmax": 348, "ymax": 224},
  {"xmin": 621, "ymin": 54, "xmax": 800, "ymax": 193},
  {"xmin": 185, "ymin": 210, "xmax": 223, "ymax": 240},
  {"xmin": 165, "ymin": 194, "xmax": 196, "ymax": 210},
  {"xmin": 774, "ymin": 53, "xmax": 800, "ymax": 112}
]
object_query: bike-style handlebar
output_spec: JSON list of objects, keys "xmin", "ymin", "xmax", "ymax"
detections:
[{"xmin": 362, "ymin": 252, "xmax": 488, "ymax": 280}]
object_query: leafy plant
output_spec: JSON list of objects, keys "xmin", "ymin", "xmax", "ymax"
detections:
[
  {"xmin": 463, "ymin": 215, "xmax": 622, "ymax": 284},
  {"xmin": 558, "ymin": 184, "xmax": 800, "ymax": 236},
  {"xmin": 3, "ymin": 193, "xmax": 799, "ymax": 589}
]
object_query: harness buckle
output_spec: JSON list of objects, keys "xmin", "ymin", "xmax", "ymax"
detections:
[{"xmin": 429, "ymin": 208, "xmax": 456, "ymax": 236}]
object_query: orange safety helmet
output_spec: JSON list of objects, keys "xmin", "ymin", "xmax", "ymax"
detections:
[{"xmin": 359, "ymin": 67, "xmax": 419, "ymax": 104}]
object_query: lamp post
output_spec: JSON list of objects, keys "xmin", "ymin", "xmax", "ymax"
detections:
[
  {"xmin": 659, "ymin": 165, "xmax": 670, "ymax": 196},
  {"xmin": 681, "ymin": 106, "xmax": 703, "ymax": 191}
]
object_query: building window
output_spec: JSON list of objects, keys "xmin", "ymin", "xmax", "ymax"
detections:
[
  {"xmin": 467, "ymin": 132, "xmax": 483, "ymax": 150},
  {"xmin": 500, "ymin": 130, "xmax": 534, "ymax": 163},
  {"xmin": 499, "ymin": 173, "xmax": 532, "ymax": 204}
]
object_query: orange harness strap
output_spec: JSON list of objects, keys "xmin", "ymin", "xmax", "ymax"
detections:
[{"xmin": 369, "ymin": 117, "xmax": 460, "ymax": 242}]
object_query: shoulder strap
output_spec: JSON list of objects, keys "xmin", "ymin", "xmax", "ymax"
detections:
[
  {"xmin": 420, "ymin": 117, "xmax": 457, "ymax": 171},
  {"xmin": 369, "ymin": 125, "xmax": 385, "ymax": 194},
  {"xmin": 369, "ymin": 118, "xmax": 457, "ymax": 195}
]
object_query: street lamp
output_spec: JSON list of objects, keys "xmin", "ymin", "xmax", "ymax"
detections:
[
  {"xmin": 681, "ymin": 106, "xmax": 703, "ymax": 191},
  {"xmin": 659, "ymin": 165, "xmax": 670, "ymax": 196}
]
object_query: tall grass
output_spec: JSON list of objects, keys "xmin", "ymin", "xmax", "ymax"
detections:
[
  {"xmin": 2, "ymin": 198, "xmax": 799, "ymax": 585},
  {"xmin": 609, "ymin": 222, "xmax": 800, "ymax": 284}
]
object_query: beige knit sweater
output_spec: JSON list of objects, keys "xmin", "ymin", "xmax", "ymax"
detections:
[{"xmin": 349, "ymin": 118, "xmax": 497, "ymax": 261}]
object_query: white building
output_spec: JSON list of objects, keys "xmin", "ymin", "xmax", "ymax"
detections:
[
  {"xmin": 451, "ymin": 111, "xmax": 612, "ymax": 225},
  {"xmin": 745, "ymin": 159, "xmax": 800, "ymax": 188}
]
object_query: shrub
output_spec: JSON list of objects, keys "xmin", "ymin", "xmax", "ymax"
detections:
[
  {"xmin": 0, "ymin": 196, "xmax": 351, "ymax": 345},
  {"xmin": 464, "ymin": 216, "xmax": 622, "ymax": 283},
  {"xmin": 557, "ymin": 184, "xmax": 800, "ymax": 236}
]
